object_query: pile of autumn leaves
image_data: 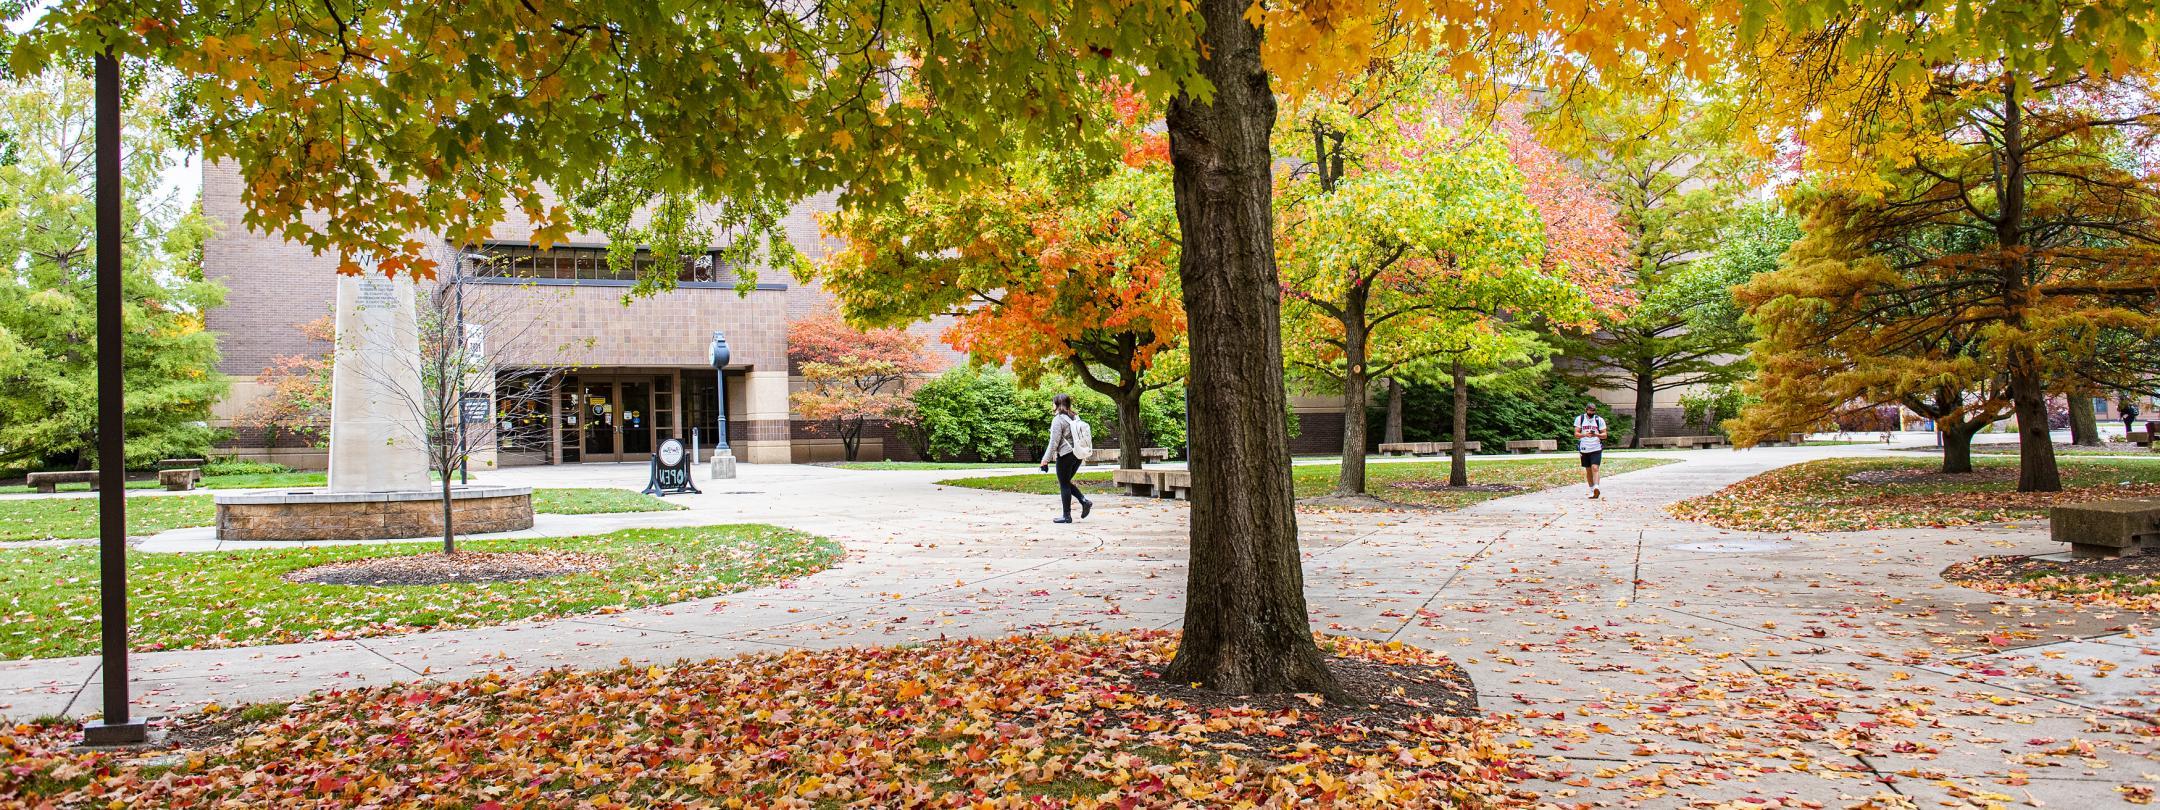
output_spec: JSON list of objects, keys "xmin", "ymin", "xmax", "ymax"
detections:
[{"xmin": 4, "ymin": 632, "xmax": 1535, "ymax": 808}]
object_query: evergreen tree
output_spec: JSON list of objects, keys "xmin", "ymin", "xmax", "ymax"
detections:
[{"xmin": 0, "ymin": 70, "xmax": 225, "ymax": 469}]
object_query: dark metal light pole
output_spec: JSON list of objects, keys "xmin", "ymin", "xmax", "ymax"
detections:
[
  {"xmin": 83, "ymin": 50, "xmax": 146, "ymax": 747},
  {"xmin": 708, "ymin": 332, "xmax": 736, "ymax": 478}
]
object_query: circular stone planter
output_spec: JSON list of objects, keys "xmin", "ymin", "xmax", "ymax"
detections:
[{"xmin": 214, "ymin": 486, "xmax": 535, "ymax": 542}]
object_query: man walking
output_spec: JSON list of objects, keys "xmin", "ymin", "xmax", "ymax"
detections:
[{"xmin": 1575, "ymin": 403, "xmax": 1608, "ymax": 500}]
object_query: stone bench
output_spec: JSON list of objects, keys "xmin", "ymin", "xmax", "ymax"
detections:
[
  {"xmin": 26, "ymin": 470, "xmax": 99, "ymax": 493},
  {"xmin": 2129, "ymin": 431, "xmax": 2152, "ymax": 444},
  {"xmin": 1506, "ymin": 439, "xmax": 1557, "ymax": 454},
  {"xmin": 2050, "ymin": 499, "xmax": 2160, "ymax": 558},
  {"xmin": 1638, "ymin": 437, "xmax": 1687, "ymax": 448},
  {"xmin": 1088, "ymin": 447, "xmax": 1173, "ymax": 465},
  {"xmin": 1394, "ymin": 441, "xmax": 1480, "ymax": 456},
  {"xmin": 157, "ymin": 457, "xmax": 206, "ymax": 471},
  {"xmin": 1111, "ymin": 469, "xmax": 1193, "ymax": 500},
  {"xmin": 1789, "ymin": 433, "xmax": 1809, "ymax": 445},
  {"xmin": 159, "ymin": 468, "xmax": 201, "ymax": 491},
  {"xmin": 1689, "ymin": 435, "xmax": 1727, "ymax": 448}
]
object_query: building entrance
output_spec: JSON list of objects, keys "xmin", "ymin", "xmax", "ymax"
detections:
[{"xmin": 562, "ymin": 374, "xmax": 674, "ymax": 463}]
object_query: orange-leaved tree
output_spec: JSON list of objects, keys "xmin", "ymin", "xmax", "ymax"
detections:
[
  {"xmin": 787, "ymin": 314, "xmax": 934, "ymax": 463},
  {"xmin": 814, "ymin": 88, "xmax": 1182, "ymax": 470},
  {"xmin": 241, "ymin": 316, "xmax": 335, "ymax": 452}
]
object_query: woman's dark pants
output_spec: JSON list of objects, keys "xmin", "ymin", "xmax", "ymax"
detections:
[{"xmin": 1055, "ymin": 452, "xmax": 1088, "ymax": 516}]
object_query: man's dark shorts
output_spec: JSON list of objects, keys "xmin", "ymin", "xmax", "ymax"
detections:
[{"xmin": 1579, "ymin": 450, "xmax": 1602, "ymax": 468}]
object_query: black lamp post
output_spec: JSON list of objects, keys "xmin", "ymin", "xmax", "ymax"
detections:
[
  {"xmin": 708, "ymin": 331, "xmax": 736, "ymax": 478},
  {"xmin": 82, "ymin": 50, "xmax": 146, "ymax": 747}
]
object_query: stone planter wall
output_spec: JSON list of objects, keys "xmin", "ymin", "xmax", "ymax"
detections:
[{"xmin": 215, "ymin": 487, "xmax": 535, "ymax": 542}]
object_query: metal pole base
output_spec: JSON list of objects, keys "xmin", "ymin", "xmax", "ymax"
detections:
[
  {"xmin": 710, "ymin": 450, "xmax": 737, "ymax": 480},
  {"xmin": 79, "ymin": 719, "xmax": 150, "ymax": 747}
]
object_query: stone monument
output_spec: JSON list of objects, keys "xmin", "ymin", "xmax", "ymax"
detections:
[
  {"xmin": 213, "ymin": 270, "xmax": 534, "ymax": 542},
  {"xmin": 328, "ymin": 273, "xmax": 432, "ymax": 491}
]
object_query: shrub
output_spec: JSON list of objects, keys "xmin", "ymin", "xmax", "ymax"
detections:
[
  {"xmin": 1680, "ymin": 385, "xmax": 1756, "ymax": 436},
  {"xmin": 910, "ymin": 367, "xmax": 1034, "ymax": 462},
  {"xmin": 1140, "ymin": 387, "xmax": 1187, "ymax": 455},
  {"xmin": 1395, "ymin": 370, "xmax": 1608, "ymax": 451},
  {"xmin": 204, "ymin": 460, "xmax": 293, "ymax": 476}
]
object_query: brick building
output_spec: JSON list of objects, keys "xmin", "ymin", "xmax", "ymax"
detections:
[{"xmin": 200, "ymin": 162, "xmax": 977, "ymax": 468}]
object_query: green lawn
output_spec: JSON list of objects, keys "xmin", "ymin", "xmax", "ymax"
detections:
[
  {"xmin": 835, "ymin": 461, "xmax": 1038, "ymax": 471},
  {"xmin": 531, "ymin": 487, "xmax": 685, "ymax": 514},
  {"xmin": 940, "ymin": 456, "xmax": 1675, "ymax": 508},
  {"xmin": 1670, "ymin": 456, "xmax": 2160, "ymax": 532},
  {"xmin": 0, "ymin": 487, "xmax": 682, "ymax": 542},
  {"xmin": 0, "ymin": 524, "xmax": 839, "ymax": 658}
]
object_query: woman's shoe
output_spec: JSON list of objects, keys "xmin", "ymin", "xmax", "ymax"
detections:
[
  {"xmin": 1053, "ymin": 516, "xmax": 1073, "ymax": 524},
  {"xmin": 1080, "ymin": 499, "xmax": 1093, "ymax": 519}
]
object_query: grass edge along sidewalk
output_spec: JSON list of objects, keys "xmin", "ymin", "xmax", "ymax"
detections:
[
  {"xmin": 0, "ymin": 524, "xmax": 840, "ymax": 659},
  {"xmin": 1669, "ymin": 456, "xmax": 2160, "ymax": 533},
  {"xmin": 940, "ymin": 456, "xmax": 1675, "ymax": 509},
  {"xmin": 0, "ymin": 487, "xmax": 684, "ymax": 542}
]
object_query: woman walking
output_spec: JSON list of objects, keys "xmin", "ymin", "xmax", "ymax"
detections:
[{"xmin": 1039, "ymin": 394, "xmax": 1095, "ymax": 523}]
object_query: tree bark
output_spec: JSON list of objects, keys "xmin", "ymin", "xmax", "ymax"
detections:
[
  {"xmin": 2067, "ymin": 391, "xmax": 2101, "ymax": 446},
  {"xmin": 1631, "ymin": 369, "xmax": 1655, "ymax": 448},
  {"xmin": 1335, "ymin": 292, "xmax": 1368, "ymax": 495},
  {"xmin": 1449, "ymin": 357, "xmax": 1469, "ymax": 487},
  {"xmin": 1114, "ymin": 383, "xmax": 1146, "ymax": 471},
  {"xmin": 2008, "ymin": 349, "xmax": 2062, "ymax": 491},
  {"xmin": 1941, "ymin": 417, "xmax": 1982, "ymax": 474},
  {"xmin": 1159, "ymin": 0, "xmax": 1340, "ymax": 698},
  {"xmin": 441, "ymin": 472, "xmax": 456, "ymax": 554},
  {"xmin": 1382, "ymin": 378, "xmax": 1403, "ymax": 444}
]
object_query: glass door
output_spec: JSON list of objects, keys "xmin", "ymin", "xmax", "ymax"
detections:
[
  {"xmin": 619, "ymin": 380, "xmax": 653, "ymax": 458},
  {"xmin": 582, "ymin": 381, "xmax": 618, "ymax": 462}
]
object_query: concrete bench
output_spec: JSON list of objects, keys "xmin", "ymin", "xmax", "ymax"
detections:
[
  {"xmin": 1377, "ymin": 442, "xmax": 1417, "ymax": 456},
  {"xmin": 2050, "ymin": 499, "xmax": 2160, "ymax": 558},
  {"xmin": 1139, "ymin": 447, "xmax": 1171, "ymax": 462},
  {"xmin": 2128, "ymin": 431, "xmax": 2152, "ymax": 444},
  {"xmin": 1506, "ymin": 439, "xmax": 1557, "ymax": 454},
  {"xmin": 157, "ymin": 457, "xmax": 206, "ymax": 471},
  {"xmin": 159, "ymin": 468, "xmax": 201, "ymax": 491},
  {"xmin": 1689, "ymin": 435, "xmax": 1727, "ymax": 448},
  {"xmin": 1639, "ymin": 437, "xmax": 1686, "ymax": 448},
  {"xmin": 25, "ymin": 470, "xmax": 99, "ymax": 493},
  {"xmin": 1111, "ymin": 469, "xmax": 1193, "ymax": 500},
  {"xmin": 1789, "ymin": 433, "xmax": 1809, "ymax": 445},
  {"xmin": 1084, "ymin": 448, "xmax": 1121, "ymax": 464}
]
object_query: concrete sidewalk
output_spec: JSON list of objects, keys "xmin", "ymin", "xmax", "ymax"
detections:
[{"xmin": 3, "ymin": 442, "xmax": 2152, "ymax": 805}]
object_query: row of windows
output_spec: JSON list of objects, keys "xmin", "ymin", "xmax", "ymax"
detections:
[{"xmin": 465, "ymin": 244, "xmax": 735, "ymax": 284}]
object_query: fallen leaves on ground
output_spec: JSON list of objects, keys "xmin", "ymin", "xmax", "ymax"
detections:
[
  {"xmin": 2, "ymin": 632, "xmax": 1534, "ymax": 808},
  {"xmin": 1669, "ymin": 457, "xmax": 2160, "ymax": 532},
  {"xmin": 0, "ymin": 525, "xmax": 840, "ymax": 658},
  {"xmin": 1945, "ymin": 555, "xmax": 2160, "ymax": 612}
]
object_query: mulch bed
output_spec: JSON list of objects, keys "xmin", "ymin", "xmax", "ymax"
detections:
[
  {"xmin": 1944, "ymin": 554, "xmax": 2160, "ymax": 612},
  {"xmin": 1843, "ymin": 468, "xmax": 2019, "ymax": 486},
  {"xmin": 1125, "ymin": 652, "xmax": 1479, "ymax": 756},
  {"xmin": 283, "ymin": 551, "xmax": 610, "ymax": 586}
]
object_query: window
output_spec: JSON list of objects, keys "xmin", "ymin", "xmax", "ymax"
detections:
[{"xmin": 465, "ymin": 244, "xmax": 730, "ymax": 284}]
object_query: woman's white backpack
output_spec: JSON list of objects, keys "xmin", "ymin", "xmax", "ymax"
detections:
[{"xmin": 1070, "ymin": 416, "xmax": 1095, "ymax": 458}]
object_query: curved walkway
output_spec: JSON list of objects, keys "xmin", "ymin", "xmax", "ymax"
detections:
[{"xmin": 4, "ymin": 444, "xmax": 2154, "ymax": 804}]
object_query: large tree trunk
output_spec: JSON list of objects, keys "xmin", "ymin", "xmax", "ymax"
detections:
[
  {"xmin": 1159, "ymin": 0, "xmax": 1340, "ymax": 698},
  {"xmin": 2007, "ymin": 350, "xmax": 2062, "ymax": 492},
  {"xmin": 1115, "ymin": 383, "xmax": 1146, "ymax": 471},
  {"xmin": 1631, "ymin": 369, "xmax": 1655, "ymax": 448},
  {"xmin": 1335, "ymin": 295, "xmax": 1368, "ymax": 495},
  {"xmin": 2066, "ymin": 391, "xmax": 2101, "ymax": 446},
  {"xmin": 1382, "ymin": 378, "xmax": 1404, "ymax": 444},
  {"xmin": 1449, "ymin": 357, "xmax": 1469, "ymax": 487},
  {"xmin": 1941, "ymin": 417, "xmax": 1982, "ymax": 475}
]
